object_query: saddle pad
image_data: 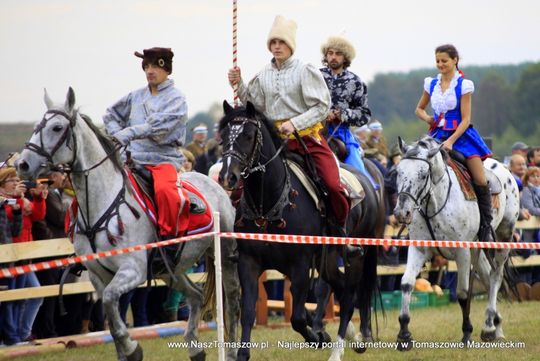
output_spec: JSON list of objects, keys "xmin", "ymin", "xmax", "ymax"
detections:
[
  {"xmin": 286, "ymin": 160, "xmax": 363, "ymax": 211},
  {"xmin": 447, "ymin": 158, "xmax": 476, "ymax": 201},
  {"xmin": 339, "ymin": 168, "xmax": 365, "ymax": 209},
  {"xmin": 287, "ymin": 160, "xmax": 323, "ymax": 211},
  {"xmin": 127, "ymin": 170, "xmax": 213, "ymax": 236},
  {"xmin": 180, "ymin": 180, "xmax": 214, "ymax": 235}
]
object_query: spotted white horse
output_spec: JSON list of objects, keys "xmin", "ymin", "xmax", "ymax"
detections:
[
  {"xmin": 393, "ymin": 136, "xmax": 519, "ymax": 349},
  {"xmin": 16, "ymin": 88, "xmax": 240, "ymax": 361}
]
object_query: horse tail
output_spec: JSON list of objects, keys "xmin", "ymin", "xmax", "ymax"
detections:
[
  {"xmin": 358, "ymin": 243, "xmax": 379, "ymax": 335},
  {"xmin": 201, "ymin": 255, "xmax": 217, "ymax": 321}
]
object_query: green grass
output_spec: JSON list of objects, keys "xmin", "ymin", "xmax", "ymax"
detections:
[{"xmin": 9, "ymin": 300, "xmax": 540, "ymax": 361}]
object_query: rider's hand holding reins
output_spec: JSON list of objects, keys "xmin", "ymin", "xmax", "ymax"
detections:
[{"xmin": 279, "ymin": 120, "xmax": 295, "ymax": 136}]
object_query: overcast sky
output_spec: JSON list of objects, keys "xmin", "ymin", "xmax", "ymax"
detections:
[{"xmin": 1, "ymin": 0, "xmax": 539, "ymax": 124}]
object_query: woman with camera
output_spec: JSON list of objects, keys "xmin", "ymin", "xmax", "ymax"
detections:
[{"xmin": 0, "ymin": 166, "xmax": 46, "ymax": 344}]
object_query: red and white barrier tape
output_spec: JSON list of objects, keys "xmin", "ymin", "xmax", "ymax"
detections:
[
  {"xmin": 2, "ymin": 231, "xmax": 539, "ymax": 279},
  {"xmin": 221, "ymin": 232, "xmax": 540, "ymax": 250},
  {"xmin": 0, "ymin": 232, "xmax": 215, "ymax": 279}
]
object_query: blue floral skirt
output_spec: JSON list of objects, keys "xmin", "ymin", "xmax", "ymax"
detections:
[{"xmin": 430, "ymin": 125, "xmax": 492, "ymax": 159}]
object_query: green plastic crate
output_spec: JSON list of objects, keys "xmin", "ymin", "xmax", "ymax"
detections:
[
  {"xmin": 428, "ymin": 289, "xmax": 450, "ymax": 307},
  {"xmin": 410, "ymin": 291, "xmax": 430, "ymax": 309},
  {"xmin": 373, "ymin": 291, "xmax": 396, "ymax": 310}
]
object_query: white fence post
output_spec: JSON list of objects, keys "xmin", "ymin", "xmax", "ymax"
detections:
[{"xmin": 213, "ymin": 211, "xmax": 225, "ymax": 361}]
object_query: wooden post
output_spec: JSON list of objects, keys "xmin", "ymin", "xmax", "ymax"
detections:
[
  {"xmin": 283, "ymin": 277, "xmax": 292, "ymax": 323},
  {"xmin": 256, "ymin": 272, "xmax": 268, "ymax": 326},
  {"xmin": 324, "ymin": 291, "xmax": 335, "ymax": 320}
]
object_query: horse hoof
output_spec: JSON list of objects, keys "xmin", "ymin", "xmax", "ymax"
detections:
[
  {"xmin": 190, "ymin": 350, "xmax": 206, "ymax": 361},
  {"xmin": 481, "ymin": 330, "xmax": 496, "ymax": 342},
  {"xmin": 396, "ymin": 338, "xmax": 413, "ymax": 351},
  {"xmin": 317, "ymin": 330, "xmax": 332, "ymax": 346},
  {"xmin": 126, "ymin": 344, "xmax": 143, "ymax": 361},
  {"xmin": 352, "ymin": 344, "xmax": 367, "ymax": 354}
]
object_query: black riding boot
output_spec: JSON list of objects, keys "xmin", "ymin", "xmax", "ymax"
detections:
[{"xmin": 474, "ymin": 184, "xmax": 494, "ymax": 242}]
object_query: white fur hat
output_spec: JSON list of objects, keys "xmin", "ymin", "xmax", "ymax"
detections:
[
  {"xmin": 321, "ymin": 35, "xmax": 356, "ymax": 63},
  {"xmin": 267, "ymin": 15, "xmax": 297, "ymax": 54}
]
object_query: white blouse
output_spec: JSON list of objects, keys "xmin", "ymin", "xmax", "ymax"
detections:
[{"xmin": 424, "ymin": 72, "xmax": 474, "ymax": 117}]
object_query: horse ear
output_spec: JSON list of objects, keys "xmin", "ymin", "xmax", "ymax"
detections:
[
  {"xmin": 65, "ymin": 87, "xmax": 76, "ymax": 112},
  {"xmin": 44, "ymin": 88, "xmax": 54, "ymax": 109},
  {"xmin": 223, "ymin": 100, "xmax": 234, "ymax": 115},
  {"xmin": 246, "ymin": 101, "xmax": 256, "ymax": 117},
  {"xmin": 398, "ymin": 136, "xmax": 410, "ymax": 154}
]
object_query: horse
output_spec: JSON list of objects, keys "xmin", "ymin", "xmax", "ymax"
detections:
[
  {"xmin": 15, "ymin": 88, "xmax": 240, "ymax": 361},
  {"xmin": 218, "ymin": 101, "xmax": 379, "ymax": 361},
  {"xmin": 393, "ymin": 135, "xmax": 520, "ymax": 349}
]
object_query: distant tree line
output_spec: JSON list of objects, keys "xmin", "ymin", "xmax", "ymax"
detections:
[{"xmin": 368, "ymin": 62, "xmax": 540, "ymax": 158}]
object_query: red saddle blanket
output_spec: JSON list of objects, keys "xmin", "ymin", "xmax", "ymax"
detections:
[
  {"xmin": 65, "ymin": 172, "xmax": 213, "ymax": 241},
  {"xmin": 126, "ymin": 170, "xmax": 213, "ymax": 236}
]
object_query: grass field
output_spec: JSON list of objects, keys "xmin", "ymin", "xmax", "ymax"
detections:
[{"xmin": 10, "ymin": 300, "xmax": 540, "ymax": 361}]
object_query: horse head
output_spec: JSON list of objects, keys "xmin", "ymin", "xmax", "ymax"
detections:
[
  {"xmin": 394, "ymin": 136, "xmax": 444, "ymax": 224},
  {"xmin": 218, "ymin": 101, "xmax": 265, "ymax": 190},
  {"xmin": 16, "ymin": 88, "xmax": 79, "ymax": 179},
  {"xmin": 16, "ymin": 88, "xmax": 121, "ymax": 181}
]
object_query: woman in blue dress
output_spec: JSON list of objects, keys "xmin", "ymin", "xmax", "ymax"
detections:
[{"xmin": 415, "ymin": 44, "xmax": 494, "ymax": 242}]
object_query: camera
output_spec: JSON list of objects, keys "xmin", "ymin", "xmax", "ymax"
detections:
[
  {"xmin": 23, "ymin": 180, "xmax": 37, "ymax": 189},
  {"xmin": 1, "ymin": 198, "xmax": 17, "ymax": 206}
]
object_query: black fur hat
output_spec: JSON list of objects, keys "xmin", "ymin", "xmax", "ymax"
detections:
[{"xmin": 134, "ymin": 47, "xmax": 174, "ymax": 74}]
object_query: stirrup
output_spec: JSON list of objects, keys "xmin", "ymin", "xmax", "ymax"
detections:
[{"xmin": 188, "ymin": 191, "xmax": 206, "ymax": 214}]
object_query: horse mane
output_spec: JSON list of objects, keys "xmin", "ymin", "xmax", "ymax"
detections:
[
  {"xmin": 79, "ymin": 112, "xmax": 125, "ymax": 174},
  {"xmin": 219, "ymin": 104, "xmax": 288, "ymax": 153}
]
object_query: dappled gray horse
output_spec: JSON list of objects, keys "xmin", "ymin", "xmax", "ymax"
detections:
[
  {"xmin": 393, "ymin": 136, "xmax": 519, "ymax": 348},
  {"xmin": 15, "ymin": 88, "xmax": 240, "ymax": 361}
]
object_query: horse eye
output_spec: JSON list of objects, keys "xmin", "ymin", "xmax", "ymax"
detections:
[{"xmin": 52, "ymin": 125, "xmax": 63, "ymax": 132}]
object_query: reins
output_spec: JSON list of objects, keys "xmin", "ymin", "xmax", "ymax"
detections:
[
  {"xmin": 223, "ymin": 115, "xmax": 291, "ymax": 228},
  {"xmin": 397, "ymin": 152, "xmax": 453, "ymax": 241},
  {"xmin": 25, "ymin": 109, "xmax": 140, "ymax": 253}
]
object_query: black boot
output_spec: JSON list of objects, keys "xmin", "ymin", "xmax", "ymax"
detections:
[
  {"xmin": 187, "ymin": 191, "xmax": 206, "ymax": 214},
  {"xmin": 329, "ymin": 222, "xmax": 364, "ymax": 257},
  {"xmin": 474, "ymin": 184, "xmax": 494, "ymax": 242}
]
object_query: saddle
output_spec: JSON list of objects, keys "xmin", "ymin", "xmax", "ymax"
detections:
[
  {"xmin": 130, "ymin": 164, "xmax": 207, "ymax": 215},
  {"xmin": 446, "ymin": 150, "xmax": 502, "ymax": 206},
  {"xmin": 286, "ymin": 157, "xmax": 365, "ymax": 212}
]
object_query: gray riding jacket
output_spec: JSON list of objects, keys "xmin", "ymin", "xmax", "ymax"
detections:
[{"xmin": 103, "ymin": 79, "xmax": 187, "ymax": 169}]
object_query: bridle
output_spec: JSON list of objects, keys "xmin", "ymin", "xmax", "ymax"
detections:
[
  {"xmin": 221, "ymin": 115, "xmax": 290, "ymax": 228},
  {"xmin": 23, "ymin": 108, "xmax": 138, "ymax": 254},
  {"xmin": 397, "ymin": 152, "xmax": 452, "ymax": 239},
  {"xmin": 24, "ymin": 109, "xmax": 78, "ymax": 167}
]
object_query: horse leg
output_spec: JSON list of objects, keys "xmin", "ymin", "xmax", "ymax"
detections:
[
  {"xmin": 358, "ymin": 245, "xmax": 378, "ymax": 345},
  {"xmin": 328, "ymin": 260, "xmax": 358, "ymax": 361},
  {"xmin": 455, "ymin": 249, "xmax": 473, "ymax": 344},
  {"xmin": 169, "ymin": 272, "xmax": 207, "ymax": 360},
  {"xmin": 88, "ymin": 270, "xmax": 129, "ymax": 360},
  {"xmin": 102, "ymin": 265, "xmax": 146, "ymax": 361},
  {"xmin": 221, "ymin": 239, "xmax": 241, "ymax": 361},
  {"xmin": 397, "ymin": 246, "xmax": 430, "ymax": 351},
  {"xmin": 237, "ymin": 256, "xmax": 261, "ymax": 361},
  {"xmin": 312, "ymin": 278, "xmax": 332, "ymax": 336},
  {"xmin": 289, "ymin": 268, "xmax": 320, "ymax": 345},
  {"xmin": 481, "ymin": 249, "xmax": 509, "ymax": 342}
]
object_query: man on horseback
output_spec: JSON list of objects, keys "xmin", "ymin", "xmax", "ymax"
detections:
[
  {"xmin": 415, "ymin": 44, "xmax": 494, "ymax": 242},
  {"xmin": 228, "ymin": 16, "xmax": 349, "ymax": 236},
  {"xmin": 319, "ymin": 34, "xmax": 379, "ymax": 190},
  {"xmin": 103, "ymin": 47, "xmax": 204, "ymax": 238}
]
